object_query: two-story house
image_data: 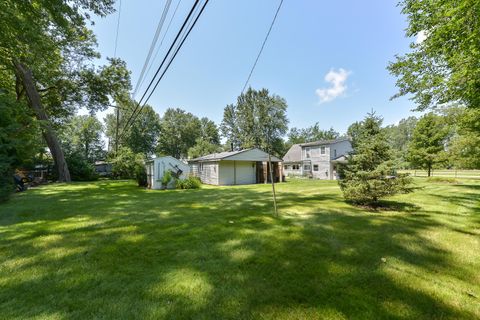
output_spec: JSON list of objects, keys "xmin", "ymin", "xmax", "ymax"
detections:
[{"xmin": 283, "ymin": 138, "xmax": 352, "ymax": 180}]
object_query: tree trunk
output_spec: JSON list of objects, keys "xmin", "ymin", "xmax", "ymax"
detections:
[
  {"xmin": 427, "ymin": 165, "xmax": 431, "ymax": 177},
  {"xmin": 13, "ymin": 61, "xmax": 71, "ymax": 182}
]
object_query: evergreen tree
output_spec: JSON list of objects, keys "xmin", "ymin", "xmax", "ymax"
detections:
[
  {"xmin": 407, "ymin": 113, "xmax": 448, "ymax": 176},
  {"xmin": 339, "ymin": 112, "xmax": 412, "ymax": 205}
]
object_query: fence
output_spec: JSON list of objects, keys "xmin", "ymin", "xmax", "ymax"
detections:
[{"xmin": 399, "ymin": 169, "xmax": 480, "ymax": 179}]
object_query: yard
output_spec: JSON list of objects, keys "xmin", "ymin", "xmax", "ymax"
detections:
[{"xmin": 0, "ymin": 179, "xmax": 479, "ymax": 319}]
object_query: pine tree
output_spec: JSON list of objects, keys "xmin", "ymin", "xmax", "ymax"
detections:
[{"xmin": 339, "ymin": 112, "xmax": 412, "ymax": 205}]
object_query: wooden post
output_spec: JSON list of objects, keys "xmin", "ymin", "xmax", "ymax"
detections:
[{"xmin": 268, "ymin": 154, "xmax": 278, "ymax": 217}]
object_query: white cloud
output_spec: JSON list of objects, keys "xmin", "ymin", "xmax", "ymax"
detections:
[
  {"xmin": 315, "ymin": 68, "xmax": 351, "ymax": 104},
  {"xmin": 415, "ymin": 30, "xmax": 427, "ymax": 44}
]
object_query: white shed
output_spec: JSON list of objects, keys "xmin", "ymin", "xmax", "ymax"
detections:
[{"xmin": 146, "ymin": 156, "xmax": 190, "ymax": 189}]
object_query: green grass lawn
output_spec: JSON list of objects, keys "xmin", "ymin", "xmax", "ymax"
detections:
[{"xmin": 0, "ymin": 179, "xmax": 479, "ymax": 319}]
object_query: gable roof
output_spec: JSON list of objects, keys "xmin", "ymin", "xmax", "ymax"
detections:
[
  {"xmin": 283, "ymin": 144, "xmax": 302, "ymax": 163},
  {"xmin": 300, "ymin": 137, "xmax": 350, "ymax": 147},
  {"xmin": 190, "ymin": 148, "xmax": 282, "ymax": 162}
]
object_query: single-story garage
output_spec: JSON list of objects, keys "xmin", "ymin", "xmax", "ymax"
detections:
[
  {"xmin": 189, "ymin": 148, "xmax": 283, "ymax": 185},
  {"xmin": 146, "ymin": 156, "xmax": 190, "ymax": 189}
]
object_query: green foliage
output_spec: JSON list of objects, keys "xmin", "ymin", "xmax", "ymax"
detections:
[
  {"xmin": 220, "ymin": 88, "xmax": 288, "ymax": 156},
  {"xmin": 161, "ymin": 170, "xmax": 173, "ymax": 188},
  {"xmin": 287, "ymin": 124, "xmax": 339, "ymax": 145},
  {"xmin": 383, "ymin": 116, "xmax": 418, "ymax": 168},
  {"xmin": 176, "ymin": 176, "xmax": 202, "ymax": 189},
  {"xmin": 110, "ymin": 147, "xmax": 145, "ymax": 186},
  {"xmin": 443, "ymin": 107, "xmax": 480, "ymax": 169},
  {"xmin": 157, "ymin": 108, "xmax": 203, "ymax": 159},
  {"xmin": 407, "ymin": 113, "xmax": 449, "ymax": 176},
  {"xmin": 339, "ymin": 112, "xmax": 412, "ymax": 205},
  {"xmin": 105, "ymin": 96, "xmax": 161, "ymax": 156},
  {"xmin": 388, "ymin": 0, "xmax": 480, "ymax": 110},
  {"xmin": 64, "ymin": 152, "xmax": 98, "ymax": 181},
  {"xmin": 188, "ymin": 139, "xmax": 222, "ymax": 159},
  {"xmin": 0, "ymin": 94, "xmax": 39, "ymax": 202},
  {"xmin": 61, "ymin": 115, "xmax": 104, "ymax": 162}
]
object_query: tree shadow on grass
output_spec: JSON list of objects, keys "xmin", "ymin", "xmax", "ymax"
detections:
[{"xmin": 0, "ymin": 180, "xmax": 479, "ymax": 319}]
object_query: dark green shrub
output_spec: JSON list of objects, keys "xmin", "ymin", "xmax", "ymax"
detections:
[
  {"xmin": 0, "ymin": 158, "xmax": 14, "ymax": 203},
  {"xmin": 176, "ymin": 176, "xmax": 202, "ymax": 189},
  {"xmin": 161, "ymin": 170, "xmax": 173, "ymax": 189},
  {"xmin": 65, "ymin": 152, "xmax": 98, "ymax": 181}
]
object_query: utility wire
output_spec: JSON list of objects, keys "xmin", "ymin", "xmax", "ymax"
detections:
[
  {"xmin": 113, "ymin": 0, "xmax": 122, "ymax": 58},
  {"xmin": 241, "ymin": 0, "xmax": 284, "ymax": 94},
  {"xmin": 139, "ymin": 0, "xmax": 183, "ymax": 92},
  {"xmin": 132, "ymin": 0, "xmax": 173, "ymax": 98},
  {"xmin": 118, "ymin": 0, "xmax": 206, "ymax": 140},
  {"xmin": 142, "ymin": 0, "xmax": 208, "ymax": 106}
]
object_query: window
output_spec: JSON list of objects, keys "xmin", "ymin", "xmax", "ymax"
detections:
[
  {"xmin": 292, "ymin": 164, "xmax": 299, "ymax": 170},
  {"xmin": 334, "ymin": 149, "xmax": 337, "ymax": 158},
  {"xmin": 304, "ymin": 164, "xmax": 311, "ymax": 171},
  {"xmin": 284, "ymin": 165, "xmax": 289, "ymax": 170},
  {"xmin": 313, "ymin": 164, "xmax": 319, "ymax": 171},
  {"xmin": 199, "ymin": 163, "xmax": 203, "ymax": 172},
  {"xmin": 305, "ymin": 147, "xmax": 311, "ymax": 158},
  {"xmin": 320, "ymin": 146, "xmax": 326, "ymax": 154}
]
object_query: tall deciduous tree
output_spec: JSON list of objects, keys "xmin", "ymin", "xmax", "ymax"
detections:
[
  {"xmin": 383, "ymin": 116, "xmax": 418, "ymax": 167},
  {"xmin": 220, "ymin": 88, "xmax": 288, "ymax": 156},
  {"xmin": 62, "ymin": 115, "xmax": 104, "ymax": 162},
  {"xmin": 105, "ymin": 95, "xmax": 161, "ymax": 156},
  {"xmin": 388, "ymin": 0, "xmax": 480, "ymax": 111},
  {"xmin": 0, "ymin": 0, "xmax": 130, "ymax": 181},
  {"xmin": 157, "ymin": 108, "xmax": 202, "ymax": 159},
  {"xmin": 407, "ymin": 113, "xmax": 448, "ymax": 176},
  {"xmin": 339, "ymin": 112, "xmax": 412, "ymax": 205},
  {"xmin": 287, "ymin": 124, "xmax": 339, "ymax": 146}
]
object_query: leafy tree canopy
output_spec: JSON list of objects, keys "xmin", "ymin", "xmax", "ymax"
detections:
[
  {"xmin": 220, "ymin": 88, "xmax": 288, "ymax": 156},
  {"xmin": 388, "ymin": 0, "xmax": 480, "ymax": 111}
]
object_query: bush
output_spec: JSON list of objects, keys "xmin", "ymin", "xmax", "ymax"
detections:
[
  {"xmin": 161, "ymin": 170, "xmax": 173, "ymax": 189},
  {"xmin": 0, "ymin": 158, "xmax": 14, "ymax": 203},
  {"xmin": 176, "ymin": 176, "xmax": 202, "ymax": 189},
  {"xmin": 65, "ymin": 152, "xmax": 98, "ymax": 181},
  {"xmin": 110, "ymin": 147, "xmax": 146, "ymax": 186}
]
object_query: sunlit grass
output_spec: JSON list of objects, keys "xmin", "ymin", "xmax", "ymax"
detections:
[{"xmin": 0, "ymin": 178, "xmax": 479, "ymax": 319}]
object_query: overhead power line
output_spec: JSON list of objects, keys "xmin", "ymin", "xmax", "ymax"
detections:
[
  {"xmin": 118, "ymin": 0, "xmax": 209, "ymax": 141},
  {"xmin": 241, "ymin": 0, "xmax": 284, "ymax": 94},
  {"xmin": 113, "ymin": 0, "xmax": 122, "ymax": 58},
  {"xmin": 139, "ymin": 0, "xmax": 183, "ymax": 92},
  {"xmin": 132, "ymin": 0, "xmax": 173, "ymax": 98}
]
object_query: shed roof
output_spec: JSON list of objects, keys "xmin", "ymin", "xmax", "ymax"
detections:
[{"xmin": 190, "ymin": 148, "xmax": 282, "ymax": 162}]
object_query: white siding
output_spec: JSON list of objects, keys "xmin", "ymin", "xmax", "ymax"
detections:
[
  {"xmin": 197, "ymin": 162, "xmax": 219, "ymax": 185},
  {"xmin": 218, "ymin": 161, "xmax": 256, "ymax": 185},
  {"xmin": 150, "ymin": 156, "xmax": 190, "ymax": 189}
]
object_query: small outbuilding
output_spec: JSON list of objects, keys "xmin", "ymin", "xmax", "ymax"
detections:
[
  {"xmin": 146, "ymin": 156, "xmax": 190, "ymax": 189},
  {"xmin": 189, "ymin": 148, "xmax": 283, "ymax": 186}
]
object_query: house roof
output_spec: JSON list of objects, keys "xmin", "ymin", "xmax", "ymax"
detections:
[
  {"xmin": 282, "ymin": 144, "xmax": 302, "ymax": 163},
  {"xmin": 300, "ymin": 137, "xmax": 350, "ymax": 147},
  {"xmin": 190, "ymin": 148, "xmax": 282, "ymax": 162}
]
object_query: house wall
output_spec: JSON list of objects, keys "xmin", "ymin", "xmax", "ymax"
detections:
[
  {"xmin": 218, "ymin": 160, "xmax": 256, "ymax": 185},
  {"xmin": 196, "ymin": 161, "xmax": 219, "ymax": 185},
  {"xmin": 330, "ymin": 140, "xmax": 352, "ymax": 160},
  {"xmin": 283, "ymin": 162, "xmax": 303, "ymax": 177}
]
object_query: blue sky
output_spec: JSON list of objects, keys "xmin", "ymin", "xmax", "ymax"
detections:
[{"xmin": 91, "ymin": 0, "xmax": 422, "ymax": 134}]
